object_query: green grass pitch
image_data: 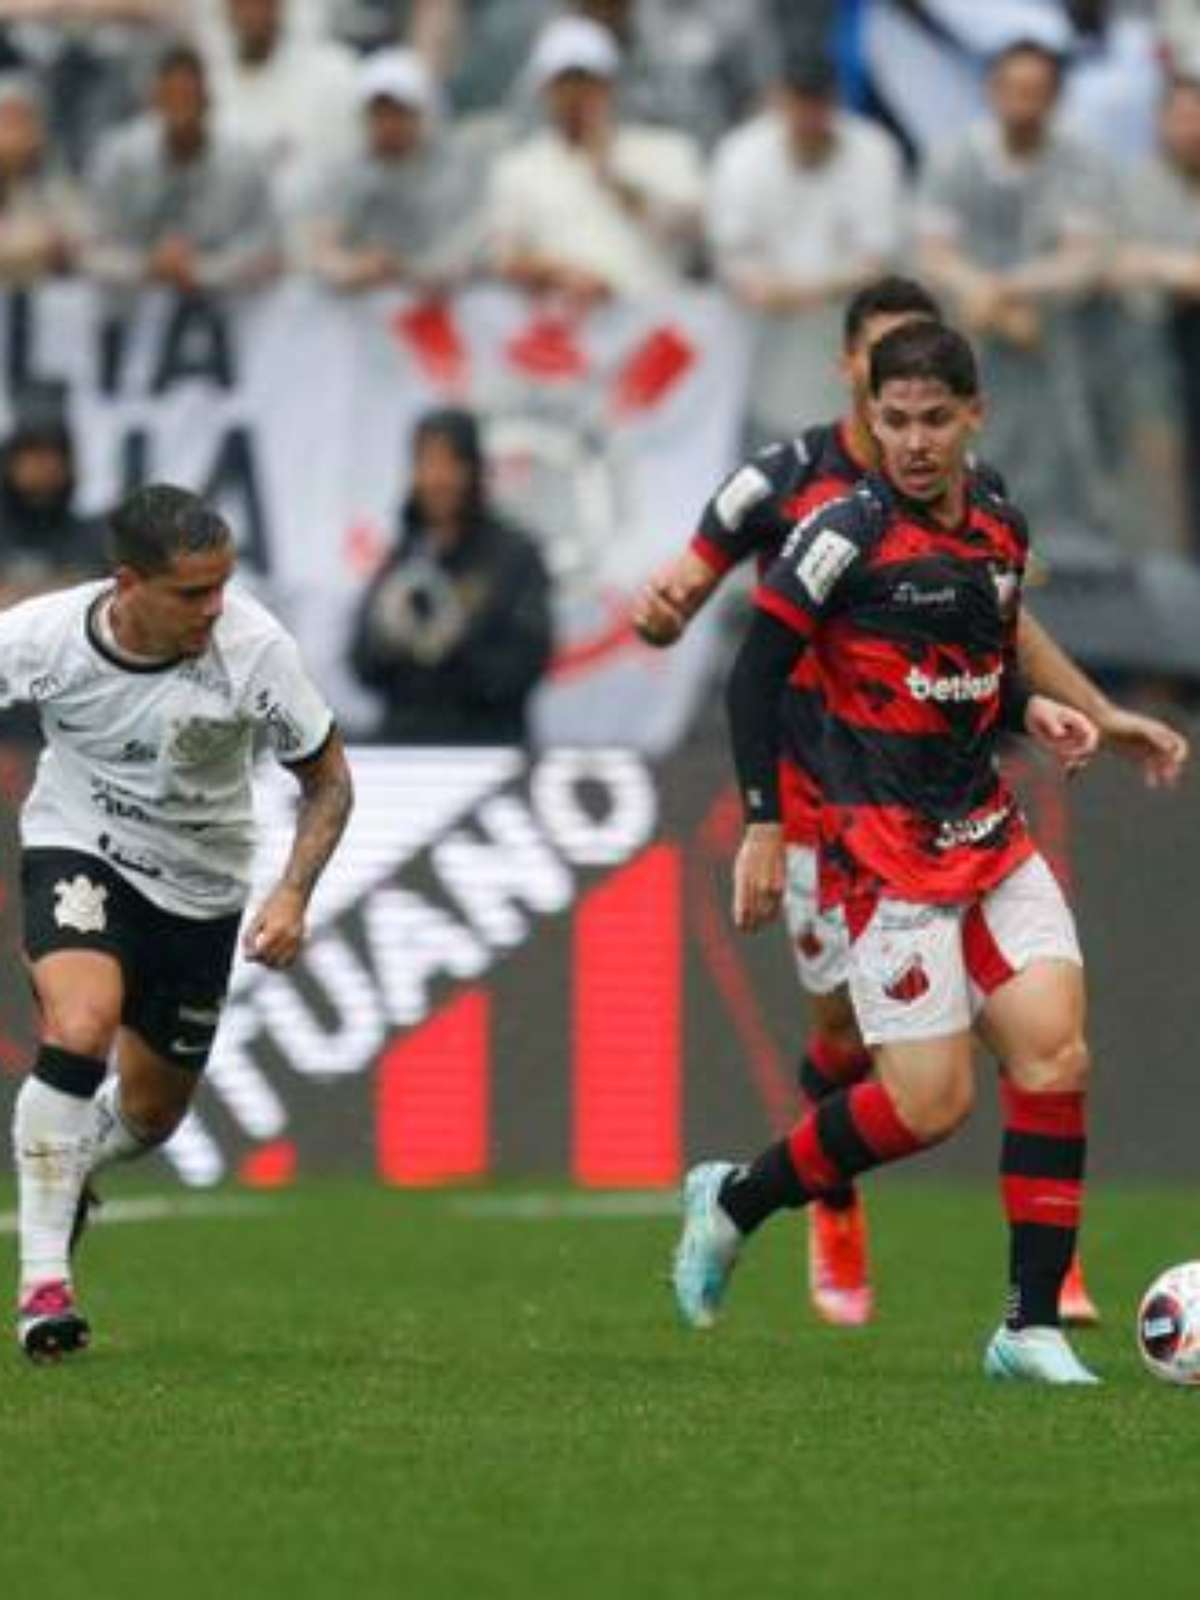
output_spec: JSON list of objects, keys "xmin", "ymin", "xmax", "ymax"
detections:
[{"xmin": 1, "ymin": 1177, "xmax": 1197, "ymax": 1600}]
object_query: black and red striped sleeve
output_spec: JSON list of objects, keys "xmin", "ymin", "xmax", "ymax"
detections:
[
  {"xmin": 690, "ymin": 446, "xmax": 796, "ymax": 573},
  {"xmin": 753, "ymin": 491, "xmax": 869, "ymax": 637}
]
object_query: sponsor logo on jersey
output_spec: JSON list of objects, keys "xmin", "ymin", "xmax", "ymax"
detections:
[
  {"xmin": 905, "ymin": 666, "xmax": 1001, "ymax": 704},
  {"xmin": 118, "ymin": 739, "xmax": 158, "ymax": 764},
  {"xmin": 29, "ymin": 673, "xmax": 63, "ymax": 702},
  {"xmin": 178, "ymin": 660, "xmax": 232, "ymax": 697},
  {"xmin": 796, "ymin": 529, "xmax": 857, "ymax": 604},
  {"xmin": 892, "ymin": 582, "xmax": 958, "ymax": 609},
  {"xmin": 91, "ymin": 777, "xmax": 152, "ymax": 824},
  {"xmin": 52, "ymin": 874, "xmax": 108, "ymax": 934},
  {"xmin": 714, "ymin": 465, "xmax": 771, "ymax": 532},
  {"xmin": 933, "ymin": 806, "xmax": 1012, "ymax": 850},
  {"xmin": 253, "ymin": 692, "xmax": 307, "ymax": 756},
  {"xmin": 98, "ymin": 833, "xmax": 163, "ymax": 879}
]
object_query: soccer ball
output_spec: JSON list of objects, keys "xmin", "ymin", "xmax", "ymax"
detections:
[{"xmin": 1137, "ymin": 1263, "xmax": 1200, "ymax": 1385}]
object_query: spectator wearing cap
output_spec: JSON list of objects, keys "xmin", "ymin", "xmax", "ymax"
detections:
[
  {"xmin": 349, "ymin": 406, "xmax": 553, "ymax": 745},
  {"xmin": 82, "ymin": 44, "xmax": 283, "ymax": 293},
  {"xmin": 577, "ymin": 0, "xmax": 776, "ymax": 150},
  {"xmin": 707, "ymin": 49, "xmax": 905, "ymax": 448},
  {"xmin": 308, "ymin": 48, "xmax": 486, "ymax": 293},
  {"xmin": 203, "ymin": 0, "xmax": 360, "ymax": 241},
  {"xmin": 916, "ymin": 36, "xmax": 1116, "ymax": 537},
  {"xmin": 485, "ymin": 14, "xmax": 705, "ymax": 305},
  {"xmin": 0, "ymin": 76, "xmax": 84, "ymax": 285}
]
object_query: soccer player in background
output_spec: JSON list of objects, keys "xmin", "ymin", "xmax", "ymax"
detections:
[
  {"xmin": 673, "ymin": 320, "xmax": 1131, "ymax": 1383},
  {"xmin": 4, "ymin": 484, "xmax": 354, "ymax": 1361},
  {"xmin": 634, "ymin": 276, "xmax": 1186, "ymax": 1328}
]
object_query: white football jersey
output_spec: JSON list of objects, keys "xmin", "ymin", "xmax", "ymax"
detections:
[{"xmin": 0, "ymin": 580, "xmax": 334, "ymax": 918}]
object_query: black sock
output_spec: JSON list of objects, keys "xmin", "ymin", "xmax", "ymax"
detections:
[
  {"xmin": 718, "ymin": 1140, "xmax": 808, "ymax": 1235},
  {"xmin": 1006, "ymin": 1223, "xmax": 1074, "ymax": 1331}
]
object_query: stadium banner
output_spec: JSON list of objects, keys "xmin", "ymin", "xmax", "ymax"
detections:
[
  {"xmin": 0, "ymin": 735, "xmax": 1196, "ymax": 1188},
  {"xmin": 0, "ymin": 281, "xmax": 752, "ymax": 752}
]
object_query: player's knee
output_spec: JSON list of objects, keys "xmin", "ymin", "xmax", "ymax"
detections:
[
  {"xmin": 1020, "ymin": 1035, "xmax": 1091, "ymax": 1096},
  {"xmin": 41, "ymin": 1002, "xmax": 120, "ymax": 1061},
  {"xmin": 895, "ymin": 1070, "xmax": 974, "ymax": 1143},
  {"xmin": 822, "ymin": 1011, "xmax": 862, "ymax": 1059}
]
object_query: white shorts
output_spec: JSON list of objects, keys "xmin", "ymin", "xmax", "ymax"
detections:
[
  {"xmin": 783, "ymin": 844, "xmax": 851, "ymax": 997},
  {"xmin": 846, "ymin": 853, "xmax": 1082, "ymax": 1047}
]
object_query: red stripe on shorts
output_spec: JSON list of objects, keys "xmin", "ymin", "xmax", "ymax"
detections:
[{"xmin": 962, "ymin": 901, "xmax": 1015, "ymax": 994}]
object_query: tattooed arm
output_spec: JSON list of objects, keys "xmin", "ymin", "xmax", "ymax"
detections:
[{"xmin": 243, "ymin": 731, "xmax": 355, "ymax": 968}]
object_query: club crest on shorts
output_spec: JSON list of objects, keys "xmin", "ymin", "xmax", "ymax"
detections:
[
  {"xmin": 883, "ymin": 954, "xmax": 930, "ymax": 1004},
  {"xmin": 52, "ymin": 875, "xmax": 108, "ymax": 934}
]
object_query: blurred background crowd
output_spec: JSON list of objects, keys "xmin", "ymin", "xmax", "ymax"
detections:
[{"xmin": 1, "ymin": 0, "xmax": 1200, "ymax": 741}]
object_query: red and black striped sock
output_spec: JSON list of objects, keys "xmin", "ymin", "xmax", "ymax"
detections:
[
  {"xmin": 798, "ymin": 1032, "xmax": 875, "ymax": 1210},
  {"xmin": 719, "ymin": 1081, "xmax": 924, "ymax": 1235},
  {"xmin": 1000, "ymin": 1082, "xmax": 1087, "ymax": 1330}
]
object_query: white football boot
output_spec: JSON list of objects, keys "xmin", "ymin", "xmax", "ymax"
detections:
[
  {"xmin": 984, "ymin": 1324, "xmax": 1101, "ymax": 1385},
  {"xmin": 671, "ymin": 1161, "xmax": 743, "ymax": 1329}
]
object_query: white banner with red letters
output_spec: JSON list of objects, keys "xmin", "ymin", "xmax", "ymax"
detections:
[{"xmin": 1, "ymin": 281, "xmax": 752, "ymax": 750}]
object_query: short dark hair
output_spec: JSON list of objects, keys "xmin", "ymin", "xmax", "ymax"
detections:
[
  {"xmin": 155, "ymin": 42, "xmax": 206, "ymax": 84},
  {"xmin": 843, "ymin": 276, "xmax": 942, "ymax": 350},
  {"xmin": 780, "ymin": 48, "xmax": 838, "ymax": 100},
  {"xmin": 108, "ymin": 484, "xmax": 232, "ymax": 574},
  {"xmin": 869, "ymin": 322, "xmax": 980, "ymax": 398},
  {"xmin": 989, "ymin": 37, "xmax": 1066, "ymax": 86}
]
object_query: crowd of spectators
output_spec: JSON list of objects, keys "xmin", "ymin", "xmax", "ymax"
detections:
[{"xmin": 1, "ymin": 0, "xmax": 1200, "ymax": 732}]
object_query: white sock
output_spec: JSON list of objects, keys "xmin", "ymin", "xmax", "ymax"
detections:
[
  {"xmin": 90, "ymin": 1076, "xmax": 152, "ymax": 1176},
  {"xmin": 13, "ymin": 1077, "xmax": 96, "ymax": 1298}
]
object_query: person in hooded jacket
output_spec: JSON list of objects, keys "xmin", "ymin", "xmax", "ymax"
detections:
[
  {"xmin": 0, "ymin": 404, "xmax": 107, "ymax": 609},
  {"xmin": 349, "ymin": 406, "xmax": 554, "ymax": 745}
]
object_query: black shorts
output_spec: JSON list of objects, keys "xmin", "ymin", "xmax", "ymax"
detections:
[{"xmin": 21, "ymin": 847, "xmax": 242, "ymax": 1071}]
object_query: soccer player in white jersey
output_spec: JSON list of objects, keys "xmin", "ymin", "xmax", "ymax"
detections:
[{"xmin": 4, "ymin": 484, "xmax": 354, "ymax": 1361}]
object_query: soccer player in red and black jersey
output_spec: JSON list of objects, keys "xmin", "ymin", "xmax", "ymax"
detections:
[
  {"xmin": 638, "ymin": 278, "xmax": 1185, "ymax": 1328},
  {"xmin": 671, "ymin": 320, "xmax": 1179, "ymax": 1382}
]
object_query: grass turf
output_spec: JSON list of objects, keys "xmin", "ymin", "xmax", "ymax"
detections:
[{"xmin": 0, "ymin": 1178, "xmax": 1196, "ymax": 1600}]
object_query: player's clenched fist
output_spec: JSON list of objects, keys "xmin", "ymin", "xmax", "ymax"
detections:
[
  {"xmin": 1025, "ymin": 696, "xmax": 1099, "ymax": 775},
  {"xmin": 733, "ymin": 822, "xmax": 786, "ymax": 932},
  {"xmin": 631, "ymin": 572, "xmax": 689, "ymax": 647},
  {"xmin": 243, "ymin": 884, "xmax": 308, "ymax": 969}
]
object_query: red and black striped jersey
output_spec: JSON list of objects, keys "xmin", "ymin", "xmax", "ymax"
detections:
[
  {"xmin": 754, "ymin": 470, "xmax": 1034, "ymax": 908},
  {"xmin": 691, "ymin": 423, "xmax": 866, "ymax": 846}
]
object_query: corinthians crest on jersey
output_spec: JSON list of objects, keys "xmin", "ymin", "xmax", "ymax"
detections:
[{"xmin": 0, "ymin": 579, "xmax": 334, "ymax": 918}]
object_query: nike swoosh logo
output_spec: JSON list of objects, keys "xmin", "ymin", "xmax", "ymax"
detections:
[
  {"xmin": 170, "ymin": 1040, "xmax": 211, "ymax": 1056},
  {"xmin": 55, "ymin": 719, "xmax": 90, "ymax": 733}
]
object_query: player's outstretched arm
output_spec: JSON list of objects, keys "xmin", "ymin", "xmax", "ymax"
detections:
[
  {"xmin": 243, "ymin": 731, "xmax": 355, "ymax": 969},
  {"xmin": 1016, "ymin": 610, "xmax": 1189, "ymax": 788},
  {"xmin": 631, "ymin": 548, "xmax": 722, "ymax": 647}
]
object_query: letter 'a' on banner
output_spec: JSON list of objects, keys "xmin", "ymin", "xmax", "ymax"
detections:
[{"xmin": 571, "ymin": 845, "xmax": 683, "ymax": 1188}]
